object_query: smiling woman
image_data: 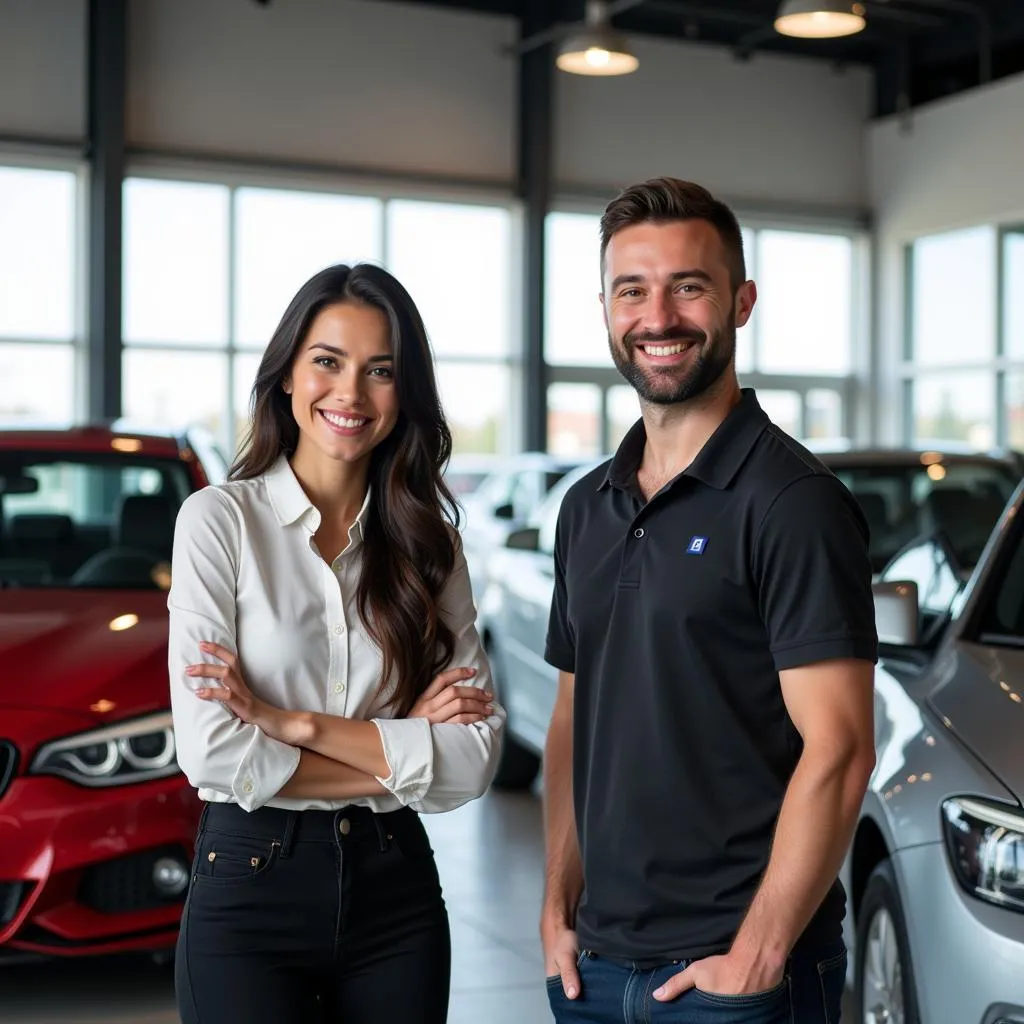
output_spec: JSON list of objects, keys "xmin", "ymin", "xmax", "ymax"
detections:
[{"xmin": 167, "ymin": 262, "xmax": 504, "ymax": 1024}]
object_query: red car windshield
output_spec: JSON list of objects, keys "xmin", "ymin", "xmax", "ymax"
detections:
[{"xmin": 0, "ymin": 453, "xmax": 192, "ymax": 589}]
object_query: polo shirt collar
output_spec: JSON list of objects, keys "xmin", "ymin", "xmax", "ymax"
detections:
[
  {"xmin": 265, "ymin": 454, "xmax": 371, "ymax": 539},
  {"xmin": 600, "ymin": 388, "xmax": 769, "ymax": 493}
]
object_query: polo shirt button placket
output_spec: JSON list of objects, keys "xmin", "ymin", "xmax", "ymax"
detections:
[{"xmin": 634, "ymin": 527, "xmax": 645, "ymax": 539}]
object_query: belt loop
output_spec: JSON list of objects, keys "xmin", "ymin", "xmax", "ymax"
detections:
[
  {"xmin": 280, "ymin": 810, "xmax": 298, "ymax": 858},
  {"xmin": 371, "ymin": 812, "xmax": 388, "ymax": 853}
]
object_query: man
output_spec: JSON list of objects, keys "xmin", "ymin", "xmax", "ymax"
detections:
[{"xmin": 541, "ymin": 178, "xmax": 877, "ymax": 1024}]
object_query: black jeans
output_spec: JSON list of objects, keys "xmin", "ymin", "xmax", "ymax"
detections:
[{"xmin": 175, "ymin": 801, "xmax": 451, "ymax": 1024}]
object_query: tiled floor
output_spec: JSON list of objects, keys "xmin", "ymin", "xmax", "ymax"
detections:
[
  {"xmin": 0, "ymin": 787, "xmax": 552, "ymax": 1024},
  {"xmin": 0, "ymin": 787, "xmax": 853, "ymax": 1022}
]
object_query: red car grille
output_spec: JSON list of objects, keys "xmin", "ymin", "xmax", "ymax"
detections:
[{"xmin": 0, "ymin": 740, "xmax": 16, "ymax": 801}]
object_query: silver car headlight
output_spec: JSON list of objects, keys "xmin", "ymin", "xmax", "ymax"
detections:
[
  {"xmin": 30, "ymin": 712, "xmax": 178, "ymax": 787},
  {"xmin": 942, "ymin": 797, "xmax": 1024, "ymax": 913}
]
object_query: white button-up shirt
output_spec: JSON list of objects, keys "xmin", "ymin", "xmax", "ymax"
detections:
[{"xmin": 168, "ymin": 455, "xmax": 504, "ymax": 814}]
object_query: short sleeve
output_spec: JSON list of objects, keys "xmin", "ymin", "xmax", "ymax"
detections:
[
  {"xmin": 753, "ymin": 474, "xmax": 878, "ymax": 673},
  {"xmin": 544, "ymin": 506, "xmax": 576, "ymax": 673}
]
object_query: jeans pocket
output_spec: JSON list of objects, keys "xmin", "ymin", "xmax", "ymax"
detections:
[
  {"xmin": 693, "ymin": 975, "xmax": 790, "ymax": 1007},
  {"xmin": 193, "ymin": 830, "xmax": 281, "ymax": 887},
  {"xmin": 545, "ymin": 949, "xmax": 588, "ymax": 987},
  {"xmin": 817, "ymin": 950, "xmax": 847, "ymax": 1024}
]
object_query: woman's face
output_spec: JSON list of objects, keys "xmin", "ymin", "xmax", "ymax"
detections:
[{"xmin": 284, "ymin": 301, "xmax": 400, "ymax": 467}]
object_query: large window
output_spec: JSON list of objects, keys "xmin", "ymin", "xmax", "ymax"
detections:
[
  {"xmin": 544, "ymin": 211, "xmax": 860, "ymax": 449},
  {"xmin": 905, "ymin": 225, "xmax": 1023, "ymax": 450},
  {"xmin": 123, "ymin": 178, "xmax": 517, "ymax": 456},
  {"xmin": 0, "ymin": 165, "xmax": 80, "ymax": 423}
]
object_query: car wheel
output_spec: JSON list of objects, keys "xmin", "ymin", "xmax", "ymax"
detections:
[
  {"xmin": 486, "ymin": 646, "xmax": 541, "ymax": 791},
  {"xmin": 855, "ymin": 859, "xmax": 921, "ymax": 1024}
]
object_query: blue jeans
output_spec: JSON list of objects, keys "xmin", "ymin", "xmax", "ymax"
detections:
[{"xmin": 547, "ymin": 941, "xmax": 847, "ymax": 1024}]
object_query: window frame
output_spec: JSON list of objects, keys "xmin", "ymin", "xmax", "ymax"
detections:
[
  {"xmin": 543, "ymin": 200, "xmax": 869, "ymax": 449},
  {"xmin": 0, "ymin": 155, "xmax": 86, "ymax": 423},
  {"xmin": 122, "ymin": 162, "xmax": 524, "ymax": 457},
  {"xmin": 902, "ymin": 223, "xmax": 1024, "ymax": 450}
]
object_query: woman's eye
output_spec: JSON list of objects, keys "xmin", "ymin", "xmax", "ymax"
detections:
[
  {"xmin": 370, "ymin": 366, "xmax": 394, "ymax": 379},
  {"xmin": 313, "ymin": 356, "xmax": 337, "ymax": 369}
]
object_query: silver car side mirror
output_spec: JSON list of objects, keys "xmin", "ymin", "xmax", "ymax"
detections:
[{"xmin": 872, "ymin": 580, "xmax": 919, "ymax": 647}]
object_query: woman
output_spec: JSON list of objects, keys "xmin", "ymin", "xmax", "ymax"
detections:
[{"xmin": 168, "ymin": 263, "xmax": 505, "ymax": 1024}]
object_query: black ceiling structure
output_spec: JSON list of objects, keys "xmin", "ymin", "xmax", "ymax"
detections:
[{"xmin": 371, "ymin": 0, "xmax": 1024, "ymax": 117}]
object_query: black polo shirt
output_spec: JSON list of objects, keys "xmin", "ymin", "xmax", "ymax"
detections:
[{"xmin": 544, "ymin": 389, "xmax": 877, "ymax": 964}]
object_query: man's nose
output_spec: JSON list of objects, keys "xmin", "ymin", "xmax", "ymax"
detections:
[{"xmin": 642, "ymin": 290, "xmax": 678, "ymax": 333}]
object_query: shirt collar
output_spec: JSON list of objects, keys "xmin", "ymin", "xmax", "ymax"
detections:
[
  {"xmin": 600, "ymin": 388, "xmax": 769, "ymax": 494},
  {"xmin": 265, "ymin": 455, "xmax": 372, "ymax": 539}
]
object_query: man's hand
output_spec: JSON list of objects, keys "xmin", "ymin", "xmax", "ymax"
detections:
[
  {"xmin": 409, "ymin": 667, "xmax": 492, "ymax": 725},
  {"xmin": 541, "ymin": 918, "xmax": 581, "ymax": 1000},
  {"xmin": 653, "ymin": 952, "xmax": 784, "ymax": 1002}
]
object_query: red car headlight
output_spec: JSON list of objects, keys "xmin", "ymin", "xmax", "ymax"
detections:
[{"xmin": 29, "ymin": 712, "xmax": 179, "ymax": 787}]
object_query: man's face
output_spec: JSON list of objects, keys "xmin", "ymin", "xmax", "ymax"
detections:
[{"xmin": 601, "ymin": 220, "xmax": 756, "ymax": 406}]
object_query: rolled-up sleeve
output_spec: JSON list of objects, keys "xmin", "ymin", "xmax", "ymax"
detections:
[
  {"xmin": 373, "ymin": 544, "xmax": 505, "ymax": 813},
  {"xmin": 168, "ymin": 487, "xmax": 300, "ymax": 811}
]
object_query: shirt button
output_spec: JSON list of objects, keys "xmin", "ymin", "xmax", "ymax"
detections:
[
  {"xmin": 634, "ymin": 527, "xmax": 645, "ymax": 539},
  {"xmin": 334, "ymin": 682, "xmax": 345, "ymax": 694},
  {"xmin": 338, "ymin": 818, "xmax": 351, "ymax": 836},
  {"xmin": 242, "ymin": 780, "xmax": 254, "ymax": 794},
  {"xmin": 334, "ymin": 624, "xmax": 345, "ymax": 635}
]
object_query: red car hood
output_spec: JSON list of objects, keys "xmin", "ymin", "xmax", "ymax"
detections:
[{"xmin": 0, "ymin": 589, "xmax": 171, "ymax": 724}]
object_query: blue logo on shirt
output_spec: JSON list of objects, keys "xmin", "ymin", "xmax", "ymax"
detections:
[{"xmin": 687, "ymin": 536, "xmax": 707, "ymax": 555}]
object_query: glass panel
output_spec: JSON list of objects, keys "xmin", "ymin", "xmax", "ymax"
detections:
[
  {"xmin": 1008, "ymin": 373, "xmax": 1024, "ymax": 451},
  {"xmin": 235, "ymin": 188, "xmax": 383, "ymax": 348},
  {"xmin": 911, "ymin": 226, "xmax": 996, "ymax": 366},
  {"xmin": 0, "ymin": 343, "xmax": 76, "ymax": 423},
  {"xmin": 232, "ymin": 352, "xmax": 263, "ymax": 458},
  {"xmin": 736, "ymin": 225, "xmax": 755, "ymax": 375},
  {"xmin": 758, "ymin": 389, "xmax": 802, "ymax": 438},
  {"xmin": 832, "ymin": 458, "xmax": 1017, "ymax": 574},
  {"xmin": 607, "ymin": 384, "xmax": 640, "ymax": 451},
  {"xmin": 756, "ymin": 231, "xmax": 852, "ymax": 374},
  {"xmin": 545, "ymin": 213, "xmax": 607, "ymax": 367},
  {"xmin": 386, "ymin": 201, "xmax": 511, "ymax": 359},
  {"xmin": 0, "ymin": 452, "xmax": 192, "ymax": 589},
  {"xmin": 912, "ymin": 373, "xmax": 995, "ymax": 448},
  {"xmin": 0, "ymin": 167, "xmax": 75, "ymax": 340},
  {"xmin": 123, "ymin": 179, "xmax": 230, "ymax": 346},
  {"xmin": 122, "ymin": 349, "xmax": 230, "ymax": 450},
  {"xmin": 547, "ymin": 382, "xmax": 601, "ymax": 457},
  {"xmin": 435, "ymin": 363, "xmax": 510, "ymax": 455},
  {"xmin": 806, "ymin": 388, "xmax": 844, "ymax": 441},
  {"xmin": 1004, "ymin": 232, "xmax": 1024, "ymax": 360}
]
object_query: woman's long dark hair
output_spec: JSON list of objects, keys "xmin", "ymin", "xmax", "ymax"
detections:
[{"xmin": 231, "ymin": 263, "xmax": 460, "ymax": 716}]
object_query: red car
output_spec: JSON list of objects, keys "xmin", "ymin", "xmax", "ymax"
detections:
[{"xmin": 0, "ymin": 423, "xmax": 227, "ymax": 959}]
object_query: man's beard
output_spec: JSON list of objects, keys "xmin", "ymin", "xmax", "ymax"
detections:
[{"xmin": 608, "ymin": 314, "xmax": 736, "ymax": 406}]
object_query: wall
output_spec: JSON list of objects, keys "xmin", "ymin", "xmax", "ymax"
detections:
[
  {"xmin": 556, "ymin": 33, "xmax": 873, "ymax": 211},
  {"xmin": 126, "ymin": 0, "xmax": 518, "ymax": 186},
  {"xmin": 0, "ymin": 0, "xmax": 86, "ymax": 143},
  {"xmin": 868, "ymin": 72, "xmax": 1024, "ymax": 442}
]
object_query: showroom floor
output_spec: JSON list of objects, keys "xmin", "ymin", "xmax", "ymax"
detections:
[{"xmin": 0, "ymin": 787, "xmax": 854, "ymax": 1023}]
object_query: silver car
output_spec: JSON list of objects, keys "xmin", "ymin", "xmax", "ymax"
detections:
[{"xmin": 845, "ymin": 485, "xmax": 1024, "ymax": 1024}]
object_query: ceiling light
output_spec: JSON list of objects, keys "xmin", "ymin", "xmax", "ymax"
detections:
[
  {"xmin": 774, "ymin": 0, "xmax": 866, "ymax": 39},
  {"xmin": 556, "ymin": 1, "xmax": 639, "ymax": 77}
]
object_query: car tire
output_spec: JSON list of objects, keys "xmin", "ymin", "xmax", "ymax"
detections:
[
  {"xmin": 486, "ymin": 644, "xmax": 541, "ymax": 791},
  {"xmin": 855, "ymin": 858, "xmax": 921, "ymax": 1024}
]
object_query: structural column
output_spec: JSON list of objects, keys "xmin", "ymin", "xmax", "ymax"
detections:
[
  {"xmin": 517, "ymin": 0, "xmax": 557, "ymax": 452},
  {"xmin": 86, "ymin": 0, "xmax": 127, "ymax": 421}
]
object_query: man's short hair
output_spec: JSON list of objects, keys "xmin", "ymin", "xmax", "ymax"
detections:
[{"xmin": 599, "ymin": 178, "xmax": 747, "ymax": 290}]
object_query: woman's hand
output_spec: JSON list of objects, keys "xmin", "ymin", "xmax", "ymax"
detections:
[
  {"xmin": 409, "ymin": 666, "xmax": 493, "ymax": 725},
  {"xmin": 187, "ymin": 642, "xmax": 305, "ymax": 745}
]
